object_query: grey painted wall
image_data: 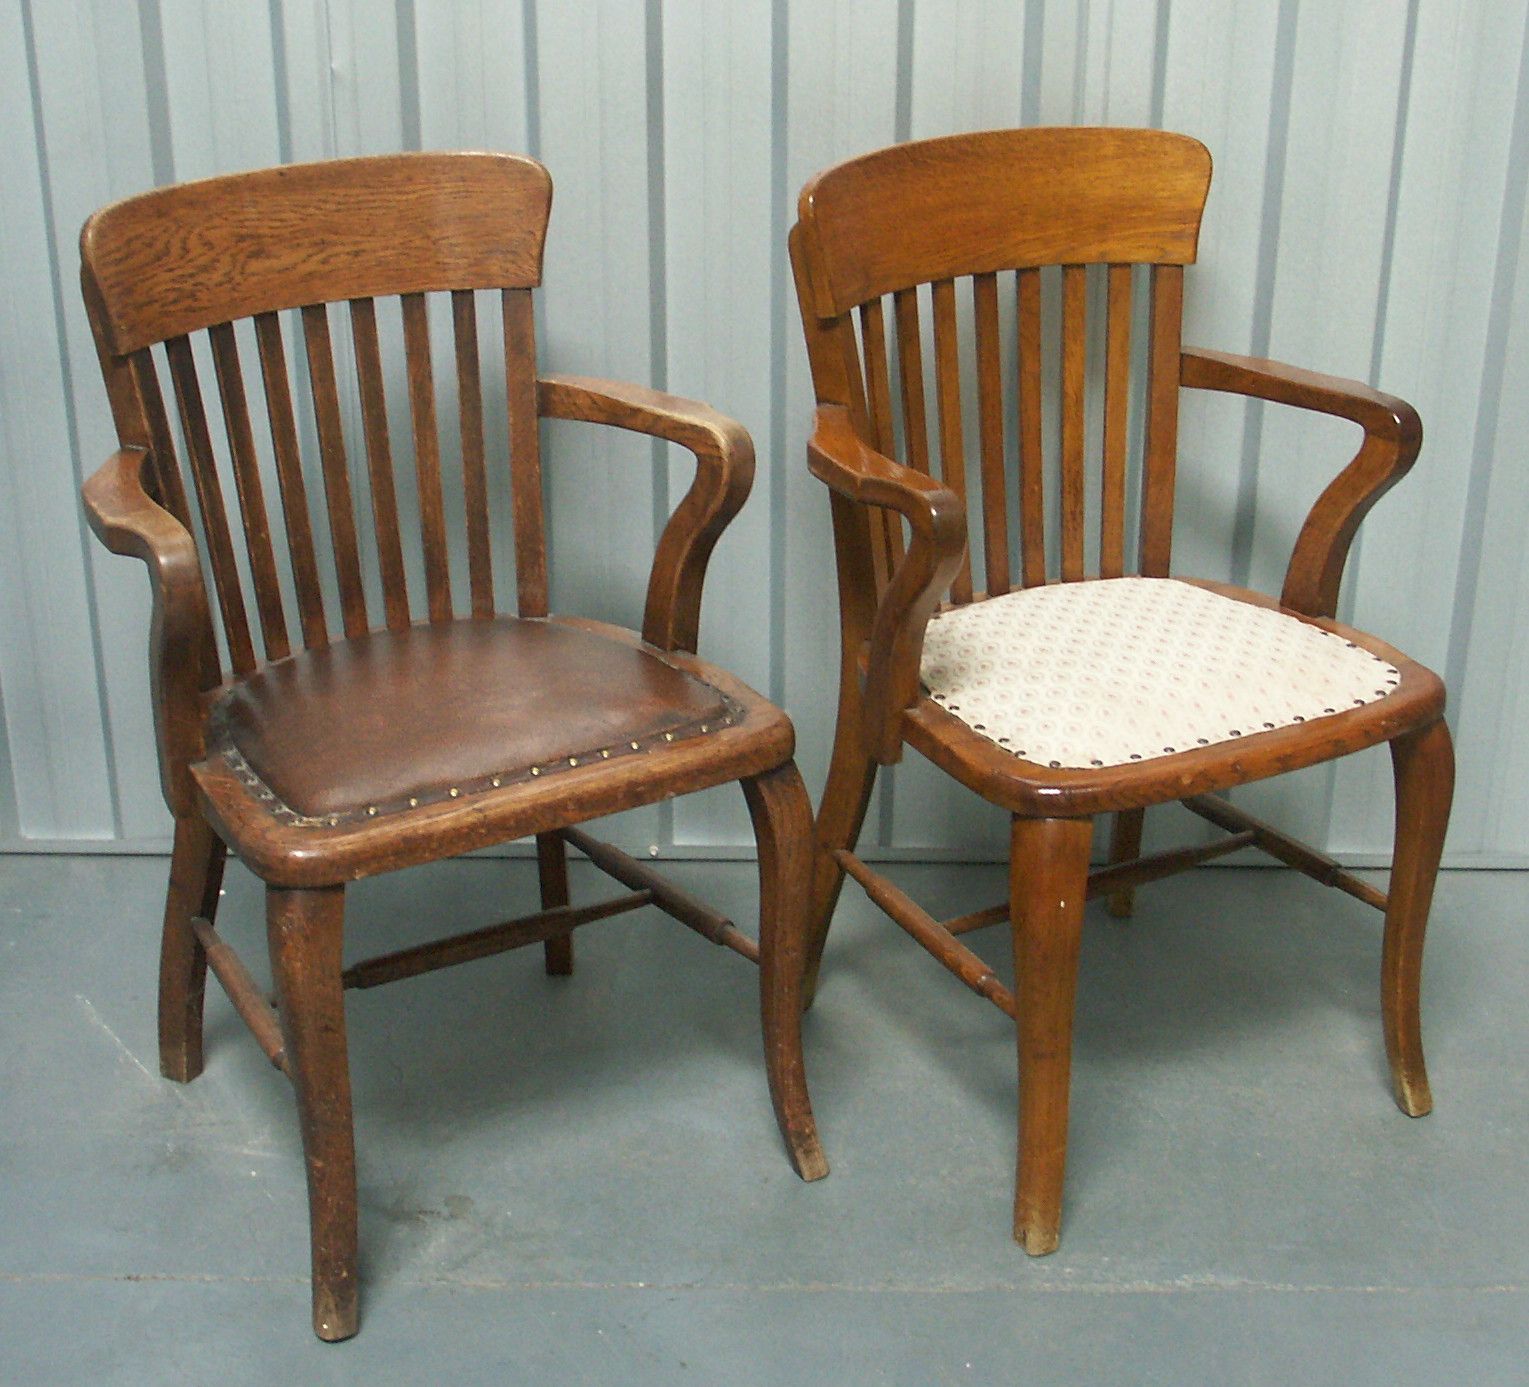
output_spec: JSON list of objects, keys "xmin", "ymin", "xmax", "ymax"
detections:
[{"xmin": 1, "ymin": 0, "xmax": 1526, "ymax": 864}]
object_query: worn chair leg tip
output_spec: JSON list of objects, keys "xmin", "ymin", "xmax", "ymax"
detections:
[
  {"xmin": 1016, "ymin": 1224, "xmax": 1060, "ymax": 1256},
  {"xmin": 158, "ymin": 1054, "xmax": 202, "ymax": 1084},
  {"xmin": 1393, "ymin": 1076, "xmax": 1433, "ymax": 1118},
  {"xmin": 312, "ymin": 1294, "xmax": 359, "ymax": 1343},
  {"xmin": 792, "ymin": 1145, "xmax": 830, "ymax": 1183},
  {"xmin": 314, "ymin": 1318, "xmax": 359, "ymax": 1344}
]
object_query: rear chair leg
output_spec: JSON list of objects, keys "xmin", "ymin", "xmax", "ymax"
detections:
[
  {"xmin": 804, "ymin": 700, "xmax": 879, "ymax": 1007},
  {"xmin": 537, "ymin": 831, "xmax": 574, "ymax": 976},
  {"xmin": 267, "ymin": 884, "xmax": 359, "ymax": 1343},
  {"xmin": 1009, "ymin": 816, "xmax": 1093, "ymax": 1255},
  {"xmin": 158, "ymin": 816, "xmax": 227, "ymax": 1082},
  {"xmin": 1105, "ymin": 809, "xmax": 1145, "ymax": 918},
  {"xmin": 1383, "ymin": 719, "xmax": 1454, "ymax": 1117},
  {"xmin": 744, "ymin": 762, "xmax": 829, "ymax": 1182}
]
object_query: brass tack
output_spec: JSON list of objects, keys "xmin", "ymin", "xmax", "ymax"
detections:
[
  {"xmin": 630, "ymin": 741, "xmax": 640, "ymax": 750},
  {"xmin": 449, "ymin": 787, "xmax": 460, "ymax": 798},
  {"xmin": 531, "ymin": 766, "xmax": 541, "ymax": 776},
  {"xmin": 409, "ymin": 797, "xmax": 419, "ymax": 807},
  {"xmin": 601, "ymin": 749, "xmax": 610, "ymax": 759},
  {"xmin": 664, "ymin": 732, "xmax": 674, "ymax": 741},
  {"xmin": 569, "ymin": 757, "xmax": 579, "ymax": 767},
  {"xmin": 367, "ymin": 806, "xmax": 378, "ymax": 817},
  {"xmin": 491, "ymin": 776, "xmax": 501, "ymax": 787}
]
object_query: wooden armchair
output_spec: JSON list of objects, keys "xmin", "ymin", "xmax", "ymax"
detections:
[
  {"xmin": 79, "ymin": 153, "xmax": 824, "ymax": 1341},
  {"xmin": 789, "ymin": 129, "xmax": 1452, "ymax": 1254}
]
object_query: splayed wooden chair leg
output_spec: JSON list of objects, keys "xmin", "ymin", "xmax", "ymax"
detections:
[
  {"xmin": 536, "ymin": 831, "xmax": 574, "ymax": 976},
  {"xmin": 745, "ymin": 761, "xmax": 829, "ymax": 1182},
  {"xmin": 803, "ymin": 710, "xmax": 879, "ymax": 1007},
  {"xmin": 1010, "ymin": 815, "xmax": 1093, "ymax": 1255},
  {"xmin": 158, "ymin": 816, "xmax": 227, "ymax": 1082},
  {"xmin": 1383, "ymin": 719, "xmax": 1454, "ymax": 1118},
  {"xmin": 1105, "ymin": 809, "xmax": 1145, "ymax": 919},
  {"xmin": 267, "ymin": 884, "xmax": 359, "ymax": 1343}
]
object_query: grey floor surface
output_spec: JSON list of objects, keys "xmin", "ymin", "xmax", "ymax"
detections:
[{"xmin": 1, "ymin": 847, "xmax": 1525, "ymax": 1384}]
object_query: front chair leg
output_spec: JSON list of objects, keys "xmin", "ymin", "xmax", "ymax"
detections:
[
  {"xmin": 743, "ymin": 762, "xmax": 829, "ymax": 1182},
  {"xmin": 1383, "ymin": 718, "xmax": 1454, "ymax": 1117},
  {"xmin": 536, "ymin": 831, "xmax": 574, "ymax": 976},
  {"xmin": 1010, "ymin": 815, "xmax": 1093, "ymax": 1255},
  {"xmin": 267, "ymin": 885, "xmax": 359, "ymax": 1342},
  {"xmin": 158, "ymin": 816, "xmax": 227, "ymax": 1082}
]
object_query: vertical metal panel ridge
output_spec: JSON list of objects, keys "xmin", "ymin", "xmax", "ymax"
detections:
[
  {"xmin": 1369, "ymin": 0, "xmax": 1423, "ymax": 388},
  {"xmin": 19, "ymin": 0, "xmax": 125, "ymax": 836},
  {"xmin": 0, "ymin": 0, "xmax": 116, "ymax": 837},
  {"xmin": 1443, "ymin": 10, "xmax": 1529, "ymax": 850},
  {"xmin": 394, "ymin": 0, "xmax": 421, "ymax": 151},
  {"xmin": 768, "ymin": 0, "xmax": 789, "ymax": 709},
  {"xmin": 1446, "ymin": 22, "xmax": 1529, "ymax": 703},
  {"xmin": 645, "ymin": 0, "xmax": 672, "ymax": 847},
  {"xmin": 1150, "ymin": 0, "xmax": 1171, "ymax": 127},
  {"xmin": 1229, "ymin": 0, "xmax": 1298, "ymax": 592},
  {"xmin": 522, "ymin": 0, "xmax": 542, "ymax": 158},
  {"xmin": 135, "ymin": 0, "xmax": 174, "ymax": 184},
  {"xmin": 894, "ymin": 0, "xmax": 914, "ymax": 143}
]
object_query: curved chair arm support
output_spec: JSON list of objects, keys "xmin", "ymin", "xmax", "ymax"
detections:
[
  {"xmin": 808, "ymin": 406, "xmax": 967, "ymax": 762},
  {"xmin": 81, "ymin": 447, "xmax": 213, "ymax": 814},
  {"xmin": 538, "ymin": 375, "xmax": 753, "ymax": 653},
  {"xmin": 1180, "ymin": 347, "xmax": 1423, "ymax": 619}
]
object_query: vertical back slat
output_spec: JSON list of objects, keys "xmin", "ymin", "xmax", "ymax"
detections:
[
  {"xmin": 208, "ymin": 323, "xmax": 288, "ymax": 660},
  {"xmin": 254, "ymin": 313, "xmax": 327, "ymax": 648},
  {"xmin": 1139, "ymin": 265, "xmax": 1184, "ymax": 577},
  {"xmin": 892, "ymin": 287, "xmax": 931, "ymax": 475},
  {"xmin": 858, "ymin": 298, "xmax": 904, "ymax": 571},
  {"xmin": 972, "ymin": 272, "xmax": 1009, "ymax": 597},
  {"xmin": 1059, "ymin": 264, "xmax": 1087, "ymax": 582},
  {"xmin": 348, "ymin": 298, "xmax": 411, "ymax": 630},
  {"xmin": 164, "ymin": 336, "xmax": 257, "ymax": 674},
  {"xmin": 400, "ymin": 293, "xmax": 453, "ymax": 623},
  {"xmin": 301, "ymin": 304, "xmax": 369, "ymax": 638},
  {"xmin": 930, "ymin": 278, "xmax": 972, "ymax": 603},
  {"xmin": 453, "ymin": 290, "xmax": 494, "ymax": 618},
  {"xmin": 1015, "ymin": 268, "xmax": 1046, "ymax": 587},
  {"xmin": 1100, "ymin": 265, "xmax": 1134, "ymax": 579},
  {"xmin": 501, "ymin": 289, "xmax": 548, "ymax": 617},
  {"xmin": 128, "ymin": 350, "xmax": 194, "ymax": 530},
  {"xmin": 857, "ymin": 299, "xmax": 896, "ymax": 454}
]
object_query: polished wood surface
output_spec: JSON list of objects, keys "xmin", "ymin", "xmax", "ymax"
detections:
[
  {"xmin": 789, "ymin": 127, "xmax": 1455, "ymax": 1259},
  {"xmin": 80, "ymin": 153, "xmax": 823, "ymax": 1340},
  {"xmin": 795, "ymin": 127, "xmax": 1212, "ymax": 314}
]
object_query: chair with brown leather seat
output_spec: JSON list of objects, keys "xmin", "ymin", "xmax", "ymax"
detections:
[
  {"xmin": 79, "ymin": 152, "xmax": 825, "ymax": 1341},
  {"xmin": 789, "ymin": 128, "xmax": 1452, "ymax": 1255}
]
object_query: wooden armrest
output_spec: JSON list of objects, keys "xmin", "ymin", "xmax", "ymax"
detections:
[
  {"xmin": 537, "ymin": 374, "xmax": 753, "ymax": 652},
  {"xmin": 1180, "ymin": 347, "xmax": 1422, "ymax": 618},
  {"xmin": 81, "ymin": 448, "xmax": 213, "ymax": 813},
  {"xmin": 808, "ymin": 406, "xmax": 966, "ymax": 762}
]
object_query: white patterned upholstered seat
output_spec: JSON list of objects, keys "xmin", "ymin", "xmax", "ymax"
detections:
[{"xmin": 919, "ymin": 577, "xmax": 1401, "ymax": 771}]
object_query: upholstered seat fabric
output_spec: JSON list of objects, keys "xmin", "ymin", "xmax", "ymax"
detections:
[
  {"xmin": 209, "ymin": 617, "xmax": 733, "ymax": 822},
  {"xmin": 919, "ymin": 577, "xmax": 1399, "ymax": 770}
]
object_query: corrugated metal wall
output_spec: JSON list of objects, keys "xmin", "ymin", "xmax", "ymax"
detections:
[{"xmin": 1, "ymin": 0, "xmax": 1526, "ymax": 864}]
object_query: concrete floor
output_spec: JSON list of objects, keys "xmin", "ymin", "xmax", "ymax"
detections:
[{"xmin": 0, "ymin": 846, "xmax": 1525, "ymax": 1384}]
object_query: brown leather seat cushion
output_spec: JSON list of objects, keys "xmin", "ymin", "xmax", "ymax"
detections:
[{"xmin": 209, "ymin": 618, "xmax": 732, "ymax": 819}]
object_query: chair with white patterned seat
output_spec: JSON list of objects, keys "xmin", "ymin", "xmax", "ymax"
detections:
[{"xmin": 787, "ymin": 128, "xmax": 1453, "ymax": 1255}]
